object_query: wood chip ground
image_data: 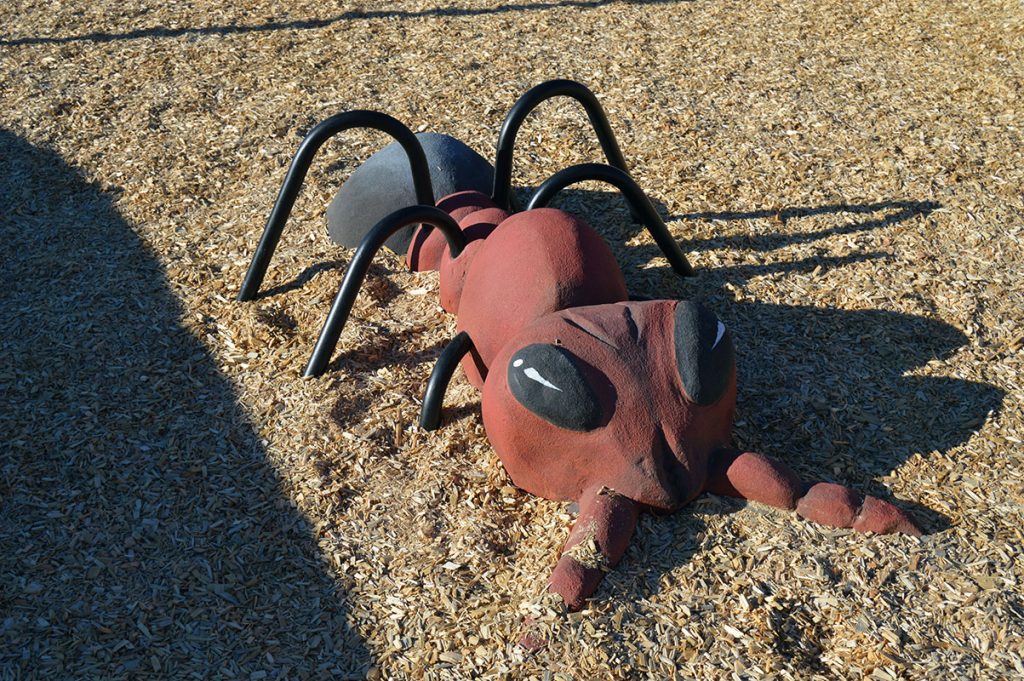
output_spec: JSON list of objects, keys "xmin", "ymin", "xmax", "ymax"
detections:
[{"xmin": 1, "ymin": 1, "xmax": 1022, "ymax": 679}]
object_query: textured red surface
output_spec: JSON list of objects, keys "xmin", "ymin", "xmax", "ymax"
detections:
[
  {"xmin": 405, "ymin": 191, "xmax": 499, "ymax": 272},
  {"xmin": 454, "ymin": 209, "xmax": 628, "ymax": 388},
  {"xmin": 561, "ymin": 488, "xmax": 640, "ymax": 559},
  {"xmin": 549, "ymin": 488, "xmax": 640, "ymax": 609},
  {"xmin": 438, "ymin": 207, "xmax": 510, "ymax": 313},
  {"xmin": 482, "ymin": 300, "xmax": 735, "ymax": 508},
  {"xmin": 704, "ymin": 450, "xmax": 802, "ymax": 510},
  {"xmin": 796, "ymin": 482, "xmax": 862, "ymax": 528},
  {"xmin": 548, "ymin": 556, "xmax": 604, "ymax": 612},
  {"xmin": 852, "ymin": 494, "xmax": 923, "ymax": 535},
  {"xmin": 707, "ymin": 454, "xmax": 922, "ymax": 536}
]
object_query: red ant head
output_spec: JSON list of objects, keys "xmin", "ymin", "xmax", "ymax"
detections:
[{"xmin": 481, "ymin": 300, "xmax": 737, "ymax": 511}]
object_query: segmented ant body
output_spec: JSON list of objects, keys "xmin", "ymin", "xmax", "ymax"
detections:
[{"xmin": 237, "ymin": 81, "xmax": 921, "ymax": 612}]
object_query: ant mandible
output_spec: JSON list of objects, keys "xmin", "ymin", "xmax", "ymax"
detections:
[{"xmin": 235, "ymin": 80, "xmax": 921, "ymax": 612}]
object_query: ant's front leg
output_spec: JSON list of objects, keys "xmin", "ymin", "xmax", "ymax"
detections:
[
  {"xmin": 705, "ymin": 449, "xmax": 922, "ymax": 536},
  {"xmin": 548, "ymin": 486, "xmax": 640, "ymax": 611}
]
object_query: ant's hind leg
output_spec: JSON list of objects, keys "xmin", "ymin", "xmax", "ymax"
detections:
[
  {"xmin": 237, "ymin": 111, "xmax": 433, "ymax": 302},
  {"xmin": 704, "ymin": 449, "xmax": 922, "ymax": 536},
  {"xmin": 548, "ymin": 487, "xmax": 640, "ymax": 611}
]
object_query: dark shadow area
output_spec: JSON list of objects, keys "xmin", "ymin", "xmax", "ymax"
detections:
[
  {"xmin": 326, "ymin": 323, "xmax": 453, "ymax": 437},
  {"xmin": 0, "ymin": 130, "xmax": 372, "ymax": 677},
  {"xmin": 525, "ymin": 186, "xmax": 938, "ymax": 260},
  {"xmin": 608, "ymin": 508, "xmax": 708, "ymax": 600},
  {"xmin": 0, "ymin": 0, "xmax": 691, "ymax": 46},
  {"xmin": 258, "ymin": 259, "xmax": 349, "ymax": 300}
]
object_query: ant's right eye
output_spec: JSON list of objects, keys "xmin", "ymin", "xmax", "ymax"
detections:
[
  {"xmin": 507, "ymin": 344, "xmax": 603, "ymax": 432},
  {"xmin": 672, "ymin": 301, "xmax": 735, "ymax": 406}
]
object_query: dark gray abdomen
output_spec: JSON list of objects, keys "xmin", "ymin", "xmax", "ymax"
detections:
[{"xmin": 326, "ymin": 133, "xmax": 494, "ymax": 253}]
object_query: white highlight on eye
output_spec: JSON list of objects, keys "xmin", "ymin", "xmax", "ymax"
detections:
[
  {"xmin": 712, "ymin": 321, "xmax": 726, "ymax": 350},
  {"xmin": 524, "ymin": 367, "xmax": 562, "ymax": 391},
  {"xmin": 513, "ymin": 359, "xmax": 524, "ymax": 368}
]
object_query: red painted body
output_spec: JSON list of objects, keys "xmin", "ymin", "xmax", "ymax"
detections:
[
  {"xmin": 404, "ymin": 190, "xmax": 922, "ymax": 614},
  {"xmin": 483, "ymin": 300, "xmax": 734, "ymax": 509}
]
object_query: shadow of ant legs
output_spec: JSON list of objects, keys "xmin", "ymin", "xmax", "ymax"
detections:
[
  {"xmin": 518, "ymin": 187, "xmax": 940, "ymax": 263},
  {"xmin": 257, "ymin": 261, "xmax": 404, "ymax": 304},
  {"xmin": 675, "ymin": 200, "xmax": 940, "ymax": 255},
  {"xmin": 326, "ymin": 324, "xmax": 456, "ymax": 440},
  {"xmin": 677, "ymin": 198, "xmax": 939, "ymax": 227},
  {"xmin": 257, "ymin": 259, "xmax": 348, "ymax": 299},
  {"xmin": 430, "ymin": 401, "xmax": 481, "ymax": 427},
  {"xmin": 324, "ymin": 323, "xmax": 450, "ymax": 375}
]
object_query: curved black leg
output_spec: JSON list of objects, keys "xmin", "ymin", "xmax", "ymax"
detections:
[
  {"xmin": 527, "ymin": 163, "xmax": 695, "ymax": 278},
  {"xmin": 491, "ymin": 80, "xmax": 632, "ymax": 214},
  {"xmin": 304, "ymin": 205, "xmax": 466, "ymax": 378},
  {"xmin": 420, "ymin": 331, "xmax": 474, "ymax": 430},
  {"xmin": 237, "ymin": 111, "xmax": 434, "ymax": 302}
]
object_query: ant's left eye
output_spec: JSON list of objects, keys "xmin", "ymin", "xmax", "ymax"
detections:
[{"xmin": 507, "ymin": 344, "xmax": 604, "ymax": 432}]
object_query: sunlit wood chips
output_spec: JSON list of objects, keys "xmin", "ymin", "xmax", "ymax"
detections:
[{"xmin": 1, "ymin": 0, "xmax": 1022, "ymax": 678}]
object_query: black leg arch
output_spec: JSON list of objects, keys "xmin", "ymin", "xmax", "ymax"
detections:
[
  {"xmin": 491, "ymin": 80, "xmax": 630, "ymax": 213},
  {"xmin": 237, "ymin": 111, "xmax": 434, "ymax": 302},
  {"xmin": 303, "ymin": 205, "xmax": 466, "ymax": 378},
  {"xmin": 420, "ymin": 331, "xmax": 475, "ymax": 431},
  {"xmin": 527, "ymin": 162, "xmax": 696, "ymax": 278}
]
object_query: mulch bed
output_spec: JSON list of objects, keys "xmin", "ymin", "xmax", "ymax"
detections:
[{"xmin": 2, "ymin": 1, "xmax": 1022, "ymax": 678}]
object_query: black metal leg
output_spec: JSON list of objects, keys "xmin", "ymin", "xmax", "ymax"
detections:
[
  {"xmin": 420, "ymin": 331, "xmax": 474, "ymax": 430},
  {"xmin": 491, "ymin": 79, "xmax": 636, "ymax": 221},
  {"xmin": 527, "ymin": 163, "xmax": 696, "ymax": 278},
  {"xmin": 303, "ymin": 205, "xmax": 467, "ymax": 378},
  {"xmin": 237, "ymin": 111, "xmax": 435, "ymax": 302}
]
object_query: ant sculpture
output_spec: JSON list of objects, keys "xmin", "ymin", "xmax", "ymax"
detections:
[{"xmin": 236, "ymin": 80, "xmax": 922, "ymax": 612}]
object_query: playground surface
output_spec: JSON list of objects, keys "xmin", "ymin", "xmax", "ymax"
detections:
[{"xmin": 2, "ymin": 1, "xmax": 1022, "ymax": 678}]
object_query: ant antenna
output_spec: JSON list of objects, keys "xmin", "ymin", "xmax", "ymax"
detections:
[
  {"xmin": 237, "ymin": 111, "xmax": 434, "ymax": 302},
  {"xmin": 527, "ymin": 163, "xmax": 696, "ymax": 278},
  {"xmin": 304, "ymin": 205, "xmax": 467, "ymax": 378},
  {"xmin": 491, "ymin": 80, "xmax": 633, "ymax": 215}
]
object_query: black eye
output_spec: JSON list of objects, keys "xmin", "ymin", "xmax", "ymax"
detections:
[
  {"xmin": 507, "ymin": 344, "xmax": 603, "ymax": 431},
  {"xmin": 673, "ymin": 301, "xmax": 734, "ymax": 406}
]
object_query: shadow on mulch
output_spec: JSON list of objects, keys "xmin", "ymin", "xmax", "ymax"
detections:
[
  {"xmin": 0, "ymin": 0, "xmax": 693, "ymax": 46},
  {"xmin": 258, "ymin": 261, "xmax": 403, "ymax": 304},
  {"xmin": 0, "ymin": 130, "xmax": 372, "ymax": 677}
]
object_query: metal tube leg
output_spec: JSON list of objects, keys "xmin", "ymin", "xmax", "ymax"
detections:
[
  {"xmin": 491, "ymin": 79, "xmax": 637, "ymax": 222},
  {"xmin": 528, "ymin": 162, "xmax": 695, "ymax": 277},
  {"xmin": 419, "ymin": 331, "xmax": 474, "ymax": 430},
  {"xmin": 237, "ymin": 111, "xmax": 435, "ymax": 302},
  {"xmin": 303, "ymin": 205, "xmax": 466, "ymax": 378}
]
